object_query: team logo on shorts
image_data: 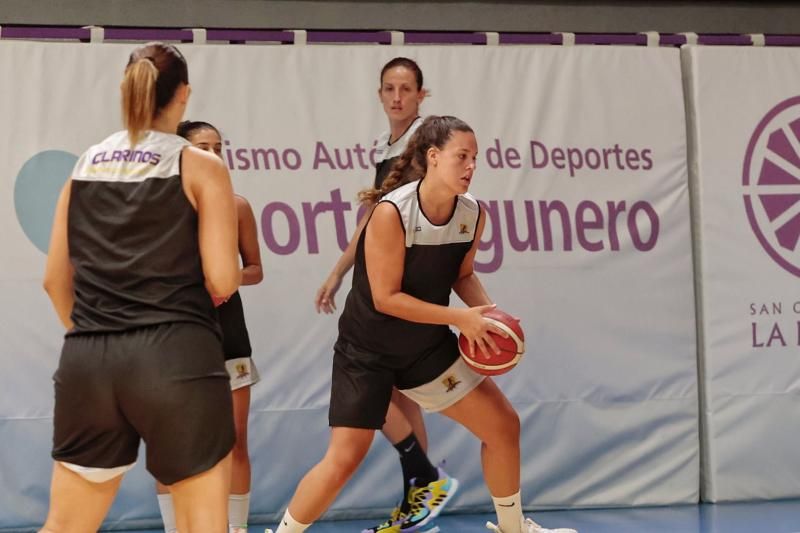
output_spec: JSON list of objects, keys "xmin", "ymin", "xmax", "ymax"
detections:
[
  {"xmin": 442, "ymin": 375, "xmax": 461, "ymax": 393},
  {"xmin": 459, "ymin": 223, "xmax": 469, "ymax": 235},
  {"xmin": 235, "ymin": 363, "xmax": 250, "ymax": 379}
]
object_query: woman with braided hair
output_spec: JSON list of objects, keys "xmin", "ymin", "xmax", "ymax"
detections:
[
  {"xmin": 277, "ymin": 116, "xmax": 576, "ymax": 533},
  {"xmin": 315, "ymin": 57, "xmax": 457, "ymax": 533}
]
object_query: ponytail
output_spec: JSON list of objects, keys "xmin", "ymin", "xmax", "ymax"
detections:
[
  {"xmin": 120, "ymin": 42, "xmax": 189, "ymax": 146},
  {"xmin": 121, "ymin": 58, "xmax": 158, "ymax": 145}
]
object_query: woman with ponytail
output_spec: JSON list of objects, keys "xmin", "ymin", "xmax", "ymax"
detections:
[
  {"xmin": 315, "ymin": 58, "xmax": 458, "ymax": 533},
  {"xmin": 42, "ymin": 42, "xmax": 240, "ymax": 532},
  {"xmin": 277, "ymin": 116, "xmax": 576, "ymax": 533}
]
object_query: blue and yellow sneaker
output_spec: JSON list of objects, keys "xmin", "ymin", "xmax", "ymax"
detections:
[
  {"xmin": 398, "ymin": 467, "xmax": 459, "ymax": 532},
  {"xmin": 361, "ymin": 505, "xmax": 405, "ymax": 533}
]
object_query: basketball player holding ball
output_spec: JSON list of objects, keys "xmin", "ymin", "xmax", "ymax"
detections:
[
  {"xmin": 155, "ymin": 120, "xmax": 263, "ymax": 533},
  {"xmin": 315, "ymin": 58, "xmax": 458, "ymax": 532},
  {"xmin": 41, "ymin": 42, "xmax": 239, "ymax": 532},
  {"xmin": 279, "ymin": 116, "xmax": 576, "ymax": 533}
]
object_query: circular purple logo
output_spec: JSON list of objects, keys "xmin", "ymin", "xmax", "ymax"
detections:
[{"xmin": 743, "ymin": 95, "xmax": 800, "ymax": 278}]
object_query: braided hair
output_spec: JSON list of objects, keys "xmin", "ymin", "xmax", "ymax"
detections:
[{"xmin": 359, "ymin": 115, "xmax": 473, "ymax": 205}]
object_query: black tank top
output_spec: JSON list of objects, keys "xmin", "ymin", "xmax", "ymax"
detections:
[
  {"xmin": 338, "ymin": 179, "xmax": 480, "ymax": 358},
  {"xmin": 67, "ymin": 130, "xmax": 219, "ymax": 337}
]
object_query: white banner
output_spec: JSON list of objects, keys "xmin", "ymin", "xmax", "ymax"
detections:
[
  {"xmin": 683, "ymin": 45, "xmax": 800, "ymax": 502},
  {"xmin": 0, "ymin": 41, "xmax": 697, "ymax": 528}
]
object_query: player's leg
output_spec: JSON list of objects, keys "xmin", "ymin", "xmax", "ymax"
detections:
[
  {"xmin": 44, "ymin": 333, "xmax": 138, "ymax": 532},
  {"xmin": 170, "ymin": 453, "xmax": 233, "ymax": 533},
  {"xmin": 384, "ymin": 388, "xmax": 427, "ymax": 449},
  {"xmin": 229, "ymin": 381, "xmax": 253, "ymax": 533},
  {"xmin": 225, "ymin": 355, "xmax": 260, "ymax": 532},
  {"xmin": 124, "ymin": 324, "xmax": 236, "ymax": 533},
  {"xmin": 440, "ymin": 377, "xmax": 575, "ymax": 533},
  {"xmin": 276, "ymin": 343, "xmax": 393, "ymax": 532},
  {"xmin": 40, "ymin": 462, "xmax": 125, "ymax": 533},
  {"xmin": 277, "ymin": 426, "xmax": 375, "ymax": 532},
  {"xmin": 365, "ymin": 392, "xmax": 440, "ymax": 532}
]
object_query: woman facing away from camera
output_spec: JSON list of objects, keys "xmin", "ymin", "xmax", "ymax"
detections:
[{"xmin": 41, "ymin": 42, "xmax": 239, "ymax": 533}]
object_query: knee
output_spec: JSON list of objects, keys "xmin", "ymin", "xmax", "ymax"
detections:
[
  {"xmin": 486, "ymin": 404, "xmax": 520, "ymax": 449},
  {"xmin": 323, "ymin": 446, "xmax": 368, "ymax": 484}
]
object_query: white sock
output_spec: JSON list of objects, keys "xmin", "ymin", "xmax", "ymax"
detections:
[
  {"xmin": 492, "ymin": 491, "xmax": 523, "ymax": 533},
  {"xmin": 275, "ymin": 508, "xmax": 311, "ymax": 533},
  {"xmin": 229, "ymin": 492, "xmax": 251, "ymax": 528},
  {"xmin": 157, "ymin": 493, "xmax": 178, "ymax": 533}
]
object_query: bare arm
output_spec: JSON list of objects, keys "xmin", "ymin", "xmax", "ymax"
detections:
[
  {"xmin": 314, "ymin": 202, "xmax": 375, "ymax": 313},
  {"xmin": 43, "ymin": 180, "xmax": 75, "ymax": 329},
  {"xmin": 235, "ymin": 195, "xmax": 263, "ymax": 286},
  {"xmin": 182, "ymin": 146, "xmax": 241, "ymax": 298}
]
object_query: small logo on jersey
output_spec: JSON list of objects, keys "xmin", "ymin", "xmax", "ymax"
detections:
[
  {"xmin": 236, "ymin": 363, "xmax": 250, "ymax": 379},
  {"xmin": 459, "ymin": 223, "xmax": 469, "ymax": 234},
  {"xmin": 415, "ymin": 226, "xmax": 423, "ymax": 232},
  {"xmin": 442, "ymin": 375, "xmax": 461, "ymax": 392}
]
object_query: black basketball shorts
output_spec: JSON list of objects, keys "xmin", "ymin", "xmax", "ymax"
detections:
[
  {"xmin": 52, "ymin": 322, "xmax": 235, "ymax": 485},
  {"xmin": 328, "ymin": 332, "xmax": 476, "ymax": 429}
]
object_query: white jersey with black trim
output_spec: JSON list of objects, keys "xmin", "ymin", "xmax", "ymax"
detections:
[
  {"xmin": 67, "ymin": 130, "xmax": 219, "ymax": 336},
  {"xmin": 373, "ymin": 116, "xmax": 423, "ymax": 189},
  {"xmin": 338, "ymin": 179, "xmax": 481, "ymax": 358}
]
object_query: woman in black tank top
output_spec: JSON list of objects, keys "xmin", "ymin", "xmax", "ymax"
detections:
[
  {"xmin": 154, "ymin": 120, "xmax": 263, "ymax": 533},
  {"xmin": 275, "ymin": 117, "xmax": 575, "ymax": 533},
  {"xmin": 314, "ymin": 58, "xmax": 455, "ymax": 531},
  {"xmin": 42, "ymin": 43, "xmax": 240, "ymax": 532}
]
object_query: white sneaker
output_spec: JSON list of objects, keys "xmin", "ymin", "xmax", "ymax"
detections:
[
  {"xmin": 485, "ymin": 516, "xmax": 578, "ymax": 533},
  {"xmin": 522, "ymin": 516, "xmax": 577, "ymax": 533}
]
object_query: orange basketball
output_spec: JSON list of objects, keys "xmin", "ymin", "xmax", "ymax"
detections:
[{"xmin": 458, "ymin": 309, "xmax": 525, "ymax": 376}]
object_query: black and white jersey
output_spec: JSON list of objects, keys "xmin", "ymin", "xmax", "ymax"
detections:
[
  {"xmin": 67, "ymin": 130, "xmax": 219, "ymax": 336},
  {"xmin": 373, "ymin": 116, "xmax": 423, "ymax": 189},
  {"xmin": 338, "ymin": 179, "xmax": 481, "ymax": 358}
]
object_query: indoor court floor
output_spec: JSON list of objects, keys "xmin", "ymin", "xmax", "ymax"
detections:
[{"xmin": 113, "ymin": 499, "xmax": 800, "ymax": 533}]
